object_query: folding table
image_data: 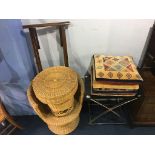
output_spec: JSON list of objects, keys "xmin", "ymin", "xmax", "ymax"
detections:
[{"xmin": 84, "ymin": 73, "xmax": 144, "ymax": 126}]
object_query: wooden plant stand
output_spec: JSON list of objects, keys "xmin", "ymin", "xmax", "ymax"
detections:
[{"xmin": 23, "ymin": 21, "xmax": 70, "ymax": 72}]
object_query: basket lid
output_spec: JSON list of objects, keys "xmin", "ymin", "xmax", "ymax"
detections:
[{"xmin": 32, "ymin": 66, "xmax": 78, "ymax": 102}]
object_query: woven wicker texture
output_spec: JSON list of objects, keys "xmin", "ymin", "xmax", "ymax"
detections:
[
  {"xmin": 32, "ymin": 66, "xmax": 78, "ymax": 104},
  {"xmin": 32, "ymin": 66, "xmax": 78, "ymax": 115},
  {"xmin": 48, "ymin": 117, "xmax": 80, "ymax": 135},
  {"xmin": 27, "ymin": 75, "xmax": 85, "ymax": 134},
  {"xmin": 47, "ymin": 97, "xmax": 74, "ymax": 116}
]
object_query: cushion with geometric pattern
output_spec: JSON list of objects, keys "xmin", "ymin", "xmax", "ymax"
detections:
[{"xmin": 94, "ymin": 54, "xmax": 143, "ymax": 82}]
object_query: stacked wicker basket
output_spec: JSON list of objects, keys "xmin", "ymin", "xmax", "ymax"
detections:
[{"xmin": 27, "ymin": 66, "xmax": 84, "ymax": 135}]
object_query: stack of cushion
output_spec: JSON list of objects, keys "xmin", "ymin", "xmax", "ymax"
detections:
[{"xmin": 91, "ymin": 54, "xmax": 143, "ymax": 96}]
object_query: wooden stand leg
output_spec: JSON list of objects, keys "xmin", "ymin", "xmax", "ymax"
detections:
[
  {"xmin": 29, "ymin": 28, "xmax": 43, "ymax": 73},
  {"xmin": 59, "ymin": 26, "xmax": 69, "ymax": 67},
  {"xmin": 59, "ymin": 27, "xmax": 63, "ymax": 47}
]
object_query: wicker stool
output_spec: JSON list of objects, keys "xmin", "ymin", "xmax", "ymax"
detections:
[{"xmin": 27, "ymin": 75, "xmax": 84, "ymax": 134}]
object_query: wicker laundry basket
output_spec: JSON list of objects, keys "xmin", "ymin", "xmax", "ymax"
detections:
[
  {"xmin": 27, "ymin": 75, "xmax": 85, "ymax": 135},
  {"xmin": 32, "ymin": 66, "xmax": 78, "ymax": 116}
]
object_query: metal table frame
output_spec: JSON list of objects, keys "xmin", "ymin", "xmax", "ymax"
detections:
[{"xmin": 84, "ymin": 74, "xmax": 143, "ymax": 126}]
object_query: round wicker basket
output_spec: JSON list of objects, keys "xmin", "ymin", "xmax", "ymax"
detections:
[
  {"xmin": 32, "ymin": 66, "xmax": 78, "ymax": 116},
  {"xmin": 27, "ymin": 75, "xmax": 84, "ymax": 135}
]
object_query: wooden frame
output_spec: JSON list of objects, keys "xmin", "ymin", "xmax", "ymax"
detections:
[
  {"xmin": 23, "ymin": 21, "xmax": 70, "ymax": 72},
  {"xmin": 0, "ymin": 99, "xmax": 23, "ymax": 135}
]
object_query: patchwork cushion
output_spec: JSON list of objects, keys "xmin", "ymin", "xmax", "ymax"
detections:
[
  {"xmin": 92, "ymin": 64, "xmax": 139, "ymax": 90},
  {"xmin": 94, "ymin": 54, "xmax": 143, "ymax": 82}
]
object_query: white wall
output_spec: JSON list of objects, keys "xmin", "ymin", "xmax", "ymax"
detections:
[{"xmin": 22, "ymin": 19, "xmax": 154, "ymax": 76}]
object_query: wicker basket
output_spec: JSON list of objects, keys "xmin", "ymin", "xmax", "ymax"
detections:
[
  {"xmin": 27, "ymin": 75, "xmax": 85, "ymax": 135},
  {"xmin": 32, "ymin": 66, "xmax": 78, "ymax": 116}
]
